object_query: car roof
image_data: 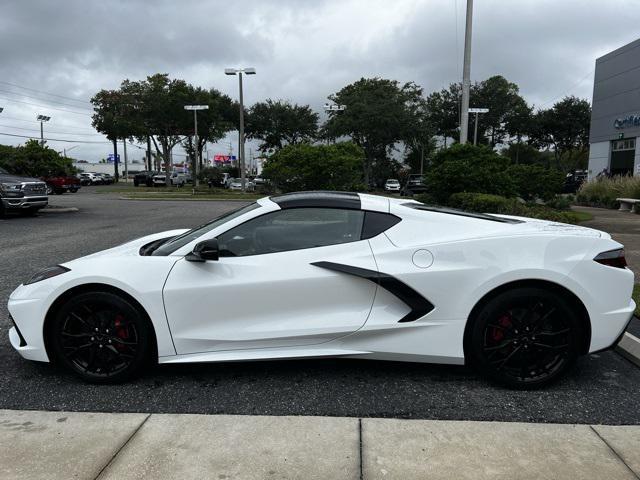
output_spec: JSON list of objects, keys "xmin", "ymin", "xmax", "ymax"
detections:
[{"xmin": 268, "ymin": 191, "xmax": 390, "ymax": 212}]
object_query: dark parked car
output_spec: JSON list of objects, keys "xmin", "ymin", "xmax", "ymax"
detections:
[
  {"xmin": 0, "ymin": 166, "xmax": 48, "ymax": 216},
  {"xmin": 401, "ymin": 174, "xmax": 427, "ymax": 196},
  {"xmin": 134, "ymin": 171, "xmax": 157, "ymax": 187},
  {"xmin": 563, "ymin": 170, "xmax": 588, "ymax": 194}
]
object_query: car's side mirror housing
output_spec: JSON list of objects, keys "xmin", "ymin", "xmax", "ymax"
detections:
[{"xmin": 186, "ymin": 238, "xmax": 219, "ymax": 262}]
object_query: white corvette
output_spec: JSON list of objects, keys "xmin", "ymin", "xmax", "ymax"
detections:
[{"xmin": 8, "ymin": 192, "xmax": 635, "ymax": 387}]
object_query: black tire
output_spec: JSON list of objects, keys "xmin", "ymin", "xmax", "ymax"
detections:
[
  {"xmin": 48, "ymin": 291, "xmax": 154, "ymax": 383},
  {"xmin": 467, "ymin": 287, "xmax": 582, "ymax": 389},
  {"xmin": 69, "ymin": 187, "xmax": 78, "ymax": 193},
  {"xmin": 23, "ymin": 207, "xmax": 40, "ymax": 216},
  {"xmin": 134, "ymin": 180, "xmax": 139, "ymax": 187},
  {"xmin": 54, "ymin": 188, "xmax": 64, "ymax": 195}
]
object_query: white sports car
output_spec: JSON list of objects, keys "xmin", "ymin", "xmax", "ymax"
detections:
[{"xmin": 8, "ymin": 192, "xmax": 635, "ymax": 387}]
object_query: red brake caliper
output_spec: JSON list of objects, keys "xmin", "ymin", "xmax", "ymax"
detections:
[
  {"xmin": 113, "ymin": 314, "xmax": 128, "ymax": 350},
  {"xmin": 491, "ymin": 314, "xmax": 512, "ymax": 342}
]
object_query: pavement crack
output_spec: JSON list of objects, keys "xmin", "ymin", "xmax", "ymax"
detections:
[
  {"xmin": 590, "ymin": 425, "xmax": 640, "ymax": 480},
  {"xmin": 358, "ymin": 418, "xmax": 363, "ymax": 480},
  {"xmin": 94, "ymin": 413, "xmax": 151, "ymax": 480}
]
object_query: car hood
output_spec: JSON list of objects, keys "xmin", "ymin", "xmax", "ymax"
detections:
[
  {"xmin": 64, "ymin": 229, "xmax": 190, "ymax": 264},
  {"xmin": 0, "ymin": 173, "xmax": 42, "ymax": 183}
]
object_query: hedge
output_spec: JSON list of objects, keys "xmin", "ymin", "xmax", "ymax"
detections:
[{"xmin": 421, "ymin": 192, "xmax": 585, "ymax": 224}]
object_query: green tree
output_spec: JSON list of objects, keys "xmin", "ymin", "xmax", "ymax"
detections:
[
  {"xmin": 322, "ymin": 77, "xmax": 424, "ymax": 185},
  {"xmin": 262, "ymin": 142, "xmax": 364, "ymax": 192},
  {"xmin": 529, "ymin": 96, "xmax": 591, "ymax": 171},
  {"xmin": 424, "ymin": 82, "xmax": 462, "ymax": 145},
  {"xmin": 181, "ymin": 86, "xmax": 236, "ymax": 170},
  {"xmin": 246, "ymin": 99, "xmax": 319, "ymax": 152},
  {"xmin": 0, "ymin": 140, "xmax": 75, "ymax": 177}
]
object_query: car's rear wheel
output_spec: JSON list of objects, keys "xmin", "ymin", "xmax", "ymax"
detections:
[
  {"xmin": 69, "ymin": 187, "xmax": 78, "ymax": 193},
  {"xmin": 49, "ymin": 291, "xmax": 153, "ymax": 383},
  {"xmin": 468, "ymin": 287, "xmax": 582, "ymax": 389}
]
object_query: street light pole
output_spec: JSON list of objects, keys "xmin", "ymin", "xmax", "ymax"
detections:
[
  {"xmin": 225, "ymin": 67, "xmax": 256, "ymax": 192},
  {"xmin": 36, "ymin": 115, "xmax": 51, "ymax": 147},
  {"xmin": 238, "ymin": 72, "xmax": 246, "ymax": 192},
  {"xmin": 459, "ymin": 0, "xmax": 473, "ymax": 144},
  {"xmin": 469, "ymin": 108, "xmax": 489, "ymax": 145},
  {"xmin": 184, "ymin": 105, "xmax": 209, "ymax": 191}
]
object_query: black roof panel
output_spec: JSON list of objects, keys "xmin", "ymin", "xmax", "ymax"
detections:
[{"xmin": 270, "ymin": 191, "xmax": 361, "ymax": 210}]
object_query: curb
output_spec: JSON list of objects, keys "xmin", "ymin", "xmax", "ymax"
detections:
[
  {"xmin": 616, "ymin": 332, "xmax": 640, "ymax": 367},
  {"xmin": 40, "ymin": 206, "xmax": 79, "ymax": 213}
]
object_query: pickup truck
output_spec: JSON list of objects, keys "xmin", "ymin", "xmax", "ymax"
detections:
[
  {"xmin": 43, "ymin": 174, "xmax": 82, "ymax": 195},
  {"xmin": 0, "ymin": 166, "xmax": 48, "ymax": 216}
]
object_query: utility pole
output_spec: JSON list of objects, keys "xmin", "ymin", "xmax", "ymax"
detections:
[
  {"xmin": 459, "ymin": 0, "xmax": 473, "ymax": 144},
  {"xmin": 123, "ymin": 140, "xmax": 128, "ymax": 183}
]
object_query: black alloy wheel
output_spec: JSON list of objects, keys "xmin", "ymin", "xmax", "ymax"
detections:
[
  {"xmin": 468, "ymin": 287, "xmax": 582, "ymax": 389},
  {"xmin": 49, "ymin": 291, "xmax": 153, "ymax": 383}
]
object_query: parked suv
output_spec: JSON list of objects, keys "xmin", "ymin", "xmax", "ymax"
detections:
[
  {"xmin": 133, "ymin": 170, "xmax": 157, "ymax": 187},
  {"xmin": 401, "ymin": 174, "xmax": 427, "ymax": 196},
  {"xmin": 0, "ymin": 167, "xmax": 48, "ymax": 216}
]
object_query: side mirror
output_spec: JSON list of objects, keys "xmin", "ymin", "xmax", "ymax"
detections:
[{"xmin": 185, "ymin": 238, "xmax": 219, "ymax": 262}]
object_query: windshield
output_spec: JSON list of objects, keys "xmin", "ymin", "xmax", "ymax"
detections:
[{"xmin": 152, "ymin": 202, "xmax": 261, "ymax": 256}]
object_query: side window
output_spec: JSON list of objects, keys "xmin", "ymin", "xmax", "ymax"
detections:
[
  {"xmin": 361, "ymin": 211, "xmax": 401, "ymax": 239},
  {"xmin": 218, "ymin": 208, "xmax": 365, "ymax": 257}
]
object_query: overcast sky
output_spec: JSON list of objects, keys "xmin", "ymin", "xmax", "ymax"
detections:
[{"xmin": 0, "ymin": 0, "xmax": 639, "ymax": 163}]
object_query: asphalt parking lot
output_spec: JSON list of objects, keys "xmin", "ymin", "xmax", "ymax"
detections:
[{"xmin": 1, "ymin": 188, "xmax": 639, "ymax": 424}]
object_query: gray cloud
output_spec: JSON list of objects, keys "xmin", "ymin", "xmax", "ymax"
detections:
[{"xmin": 0, "ymin": 0, "xmax": 638, "ymax": 161}]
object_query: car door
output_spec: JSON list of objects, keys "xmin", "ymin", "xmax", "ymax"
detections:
[{"xmin": 163, "ymin": 207, "xmax": 379, "ymax": 354}]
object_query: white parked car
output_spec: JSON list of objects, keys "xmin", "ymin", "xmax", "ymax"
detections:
[
  {"xmin": 152, "ymin": 174, "xmax": 167, "ymax": 186},
  {"xmin": 169, "ymin": 172, "xmax": 188, "ymax": 186},
  {"xmin": 384, "ymin": 179, "xmax": 401, "ymax": 192},
  {"xmin": 229, "ymin": 178, "xmax": 255, "ymax": 191},
  {"xmin": 8, "ymin": 192, "xmax": 634, "ymax": 387}
]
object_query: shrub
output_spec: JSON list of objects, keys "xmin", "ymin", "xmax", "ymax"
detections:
[
  {"xmin": 577, "ymin": 176, "xmax": 640, "ymax": 209},
  {"xmin": 0, "ymin": 140, "xmax": 76, "ymax": 177},
  {"xmin": 508, "ymin": 164, "xmax": 564, "ymax": 201},
  {"xmin": 424, "ymin": 144, "xmax": 563, "ymax": 203},
  {"xmin": 429, "ymin": 192, "xmax": 584, "ymax": 224},
  {"xmin": 262, "ymin": 142, "xmax": 363, "ymax": 192},
  {"xmin": 425, "ymin": 144, "xmax": 516, "ymax": 203}
]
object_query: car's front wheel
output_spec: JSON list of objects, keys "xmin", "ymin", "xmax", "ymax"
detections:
[
  {"xmin": 48, "ymin": 291, "xmax": 154, "ymax": 383},
  {"xmin": 467, "ymin": 287, "xmax": 582, "ymax": 389}
]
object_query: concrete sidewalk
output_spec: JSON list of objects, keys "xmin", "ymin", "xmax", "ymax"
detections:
[{"xmin": 1, "ymin": 410, "xmax": 639, "ymax": 480}]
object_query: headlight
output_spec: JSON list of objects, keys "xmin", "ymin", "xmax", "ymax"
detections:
[
  {"xmin": 0, "ymin": 182, "xmax": 24, "ymax": 197},
  {"xmin": 24, "ymin": 265, "xmax": 70, "ymax": 285}
]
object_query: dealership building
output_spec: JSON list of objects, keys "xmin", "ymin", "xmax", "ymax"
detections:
[{"xmin": 588, "ymin": 37, "xmax": 640, "ymax": 179}]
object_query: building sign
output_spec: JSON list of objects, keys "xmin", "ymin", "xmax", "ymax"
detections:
[
  {"xmin": 614, "ymin": 114, "xmax": 640, "ymax": 129},
  {"xmin": 213, "ymin": 154, "xmax": 236, "ymax": 165}
]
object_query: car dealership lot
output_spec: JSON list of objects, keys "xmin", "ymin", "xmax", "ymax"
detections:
[{"xmin": 0, "ymin": 190, "xmax": 639, "ymax": 424}]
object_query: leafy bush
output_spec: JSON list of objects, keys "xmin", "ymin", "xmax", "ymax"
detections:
[
  {"xmin": 425, "ymin": 144, "xmax": 516, "ymax": 203},
  {"xmin": 545, "ymin": 194, "xmax": 573, "ymax": 211},
  {"xmin": 262, "ymin": 142, "xmax": 364, "ymax": 193},
  {"xmin": 434, "ymin": 192, "xmax": 584, "ymax": 224},
  {"xmin": 508, "ymin": 164, "xmax": 564, "ymax": 201},
  {"xmin": 0, "ymin": 140, "xmax": 76, "ymax": 177},
  {"xmin": 424, "ymin": 144, "xmax": 563, "ymax": 203},
  {"xmin": 577, "ymin": 176, "xmax": 640, "ymax": 209}
]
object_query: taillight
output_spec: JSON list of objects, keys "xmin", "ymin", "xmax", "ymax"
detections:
[{"xmin": 594, "ymin": 249, "xmax": 627, "ymax": 269}]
